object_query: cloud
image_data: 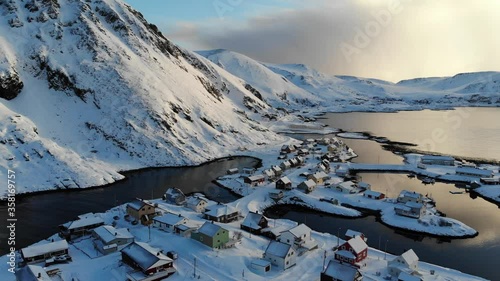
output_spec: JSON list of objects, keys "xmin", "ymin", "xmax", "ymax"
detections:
[{"xmin": 165, "ymin": 0, "xmax": 500, "ymax": 82}]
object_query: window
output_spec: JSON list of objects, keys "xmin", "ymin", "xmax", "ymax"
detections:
[{"xmin": 286, "ymin": 261, "xmax": 289, "ymax": 265}]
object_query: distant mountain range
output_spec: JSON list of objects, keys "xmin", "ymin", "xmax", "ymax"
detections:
[{"xmin": 0, "ymin": 0, "xmax": 498, "ymax": 194}]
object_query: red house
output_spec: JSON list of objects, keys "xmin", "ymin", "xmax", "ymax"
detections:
[
  {"xmin": 334, "ymin": 236, "xmax": 368, "ymax": 267},
  {"xmin": 121, "ymin": 242, "xmax": 176, "ymax": 280}
]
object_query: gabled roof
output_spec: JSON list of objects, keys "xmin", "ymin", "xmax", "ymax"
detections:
[
  {"xmin": 127, "ymin": 199, "xmax": 154, "ymax": 211},
  {"xmin": 272, "ymin": 166, "xmax": 282, "ymax": 171},
  {"xmin": 165, "ymin": 187, "xmax": 184, "ymax": 197},
  {"xmin": 312, "ymin": 171, "xmax": 328, "ymax": 179},
  {"xmin": 398, "ymin": 272, "xmax": 422, "ymax": 281},
  {"xmin": 345, "ymin": 229, "xmax": 363, "ymax": 239},
  {"xmin": 364, "ymin": 190, "xmax": 383, "ymax": 197},
  {"xmin": 405, "ymin": 202, "xmax": 423, "ymax": 209},
  {"xmin": 153, "ymin": 213, "xmax": 186, "ymax": 226},
  {"xmin": 345, "ymin": 236, "xmax": 367, "ymax": 254},
  {"xmin": 285, "ymin": 223, "xmax": 311, "ymax": 238},
  {"xmin": 241, "ymin": 212, "xmax": 266, "ymax": 230},
  {"xmin": 186, "ymin": 196, "xmax": 208, "ymax": 206},
  {"xmin": 399, "ymin": 190, "xmax": 422, "ymax": 199},
  {"xmin": 300, "ymin": 179, "xmax": 316, "ymax": 188},
  {"xmin": 247, "ymin": 175, "xmax": 265, "ymax": 181},
  {"xmin": 121, "ymin": 242, "xmax": 172, "ymax": 271},
  {"xmin": 15, "ymin": 265, "xmax": 52, "ymax": 281},
  {"xmin": 197, "ymin": 221, "xmax": 225, "ymax": 237},
  {"xmin": 323, "ymin": 260, "xmax": 360, "ymax": 280},
  {"xmin": 400, "ymin": 249, "xmax": 419, "ymax": 266},
  {"xmin": 21, "ymin": 240, "xmax": 68, "ymax": 259},
  {"xmin": 263, "ymin": 169, "xmax": 275, "ymax": 177},
  {"xmin": 265, "ymin": 241, "xmax": 292, "ymax": 258},
  {"xmin": 204, "ymin": 204, "xmax": 239, "ymax": 217},
  {"xmin": 61, "ymin": 215, "xmax": 104, "ymax": 230},
  {"xmin": 93, "ymin": 225, "xmax": 133, "ymax": 244},
  {"xmin": 278, "ymin": 176, "xmax": 291, "ymax": 185},
  {"xmin": 456, "ymin": 167, "xmax": 493, "ymax": 177}
]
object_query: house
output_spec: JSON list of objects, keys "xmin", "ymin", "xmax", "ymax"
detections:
[
  {"xmin": 321, "ymin": 260, "xmax": 363, "ymax": 281},
  {"xmin": 420, "ymin": 155, "xmax": 455, "ymax": 166},
  {"xmin": 262, "ymin": 225, "xmax": 289, "ymax": 240},
  {"xmin": 92, "ymin": 225, "xmax": 134, "ymax": 255},
  {"xmin": 278, "ymin": 223, "xmax": 318, "ymax": 251},
  {"xmin": 315, "ymin": 162, "xmax": 330, "ymax": 173},
  {"xmin": 364, "ymin": 189, "xmax": 385, "ymax": 199},
  {"xmin": 456, "ymin": 167, "xmax": 494, "ymax": 178},
  {"xmin": 15, "ymin": 265, "xmax": 53, "ymax": 281},
  {"xmin": 163, "ymin": 187, "xmax": 186, "ymax": 205},
  {"xmin": 327, "ymin": 144, "xmax": 339, "ymax": 153},
  {"xmin": 244, "ymin": 175, "xmax": 266, "ymax": 186},
  {"xmin": 191, "ymin": 221, "xmax": 229, "ymax": 249},
  {"xmin": 126, "ymin": 199, "xmax": 157, "ymax": 225},
  {"xmin": 276, "ymin": 176, "xmax": 292, "ymax": 190},
  {"xmin": 357, "ymin": 182, "xmax": 371, "ymax": 191},
  {"xmin": 272, "ymin": 165, "xmax": 283, "ymax": 176},
  {"xmin": 289, "ymin": 158, "xmax": 299, "ymax": 167},
  {"xmin": 269, "ymin": 190, "xmax": 284, "ymax": 200},
  {"xmin": 226, "ymin": 168, "xmax": 239, "ymax": 175},
  {"xmin": 251, "ymin": 259, "xmax": 271, "ymax": 274},
  {"xmin": 186, "ymin": 196, "xmax": 208, "ymax": 213},
  {"xmin": 334, "ymin": 236, "xmax": 368, "ymax": 266},
  {"xmin": 242, "ymin": 167, "xmax": 256, "ymax": 175},
  {"xmin": 263, "ymin": 169, "xmax": 276, "ymax": 180},
  {"xmin": 297, "ymin": 148, "xmax": 310, "ymax": 156},
  {"xmin": 240, "ymin": 211, "xmax": 268, "ymax": 234},
  {"xmin": 121, "ymin": 242, "xmax": 175, "ymax": 281},
  {"xmin": 394, "ymin": 202, "xmax": 426, "ymax": 219},
  {"xmin": 480, "ymin": 176, "xmax": 500, "ymax": 185},
  {"xmin": 345, "ymin": 229, "xmax": 367, "ymax": 242},
  {"xmin": 305, "ymin": 138, "xmax": 316, "ymax": 144},
  {"xmin": 335, "ymin": 167, "xmax": 350, "ymax": 177},
  {"xmin": 298, "ymin": 179, "xmax": 317, "ymax": 193},
  {"xmin": 295, "ymin": 156, "xmax": 306, "ymax": 165},
  {"xmin": 397, "ymin": 190, "xmax": 423, "ymax": 204},
  {"xmin": 398, "ymin": 272, "xmax": 422, "ymax": 281},
  {"xmin": 203, "ymin": 204, "xmax": 240, "ymax": 223},
  {"xmin": 281, "ymin": 144, "xmax": 296, "ymax": 154},
  {"xmin": 280, "ymin": 161, "xmax": 292, "ymax": 170},
  {"xmin": 318, "ymin": 138, "xmax": 331, "ymax": 145},
  {"xmin": 308, "ymin": 171, "xmax": 329, "ymax": 184},
  {"xmin": 153, "ymin": 213, "xmax": 188, "ymax": 233},
  {"xmin": 334, "ymin": 181, "xmax": 357, "ymax": 194},
  {"xmin": 388, "ymin": 249, "xmax": 419, "ymax": 277},
  {"xmin": 59, "ymin": 213, "xmax": 105, "ymax": 240},
  {"xmin": 263, "ymin": 241, "xmax": 296, "ymax": 270},
  {"xmin": 21, "ymin": 240, "xmax": 69, "ymax": 264},
  {"xmin": 322, "ymin": 153, "xmax": 339, "ymax": 162}
]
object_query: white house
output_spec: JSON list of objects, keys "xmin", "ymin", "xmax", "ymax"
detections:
[
  {"xmin": 263, "ymin": 241, "xmax": 296, "ymax": 270},
  {"xmin": 92, "ymin": 225, "xmax": 134, "ymax": 254},
  {"xmin": 280, "ymin": 161, "xmax": 292, "ymax": 170},
  {"xmin": 186, "ymin": 196, "xmax": 208, "ymax": 213},
  {"xmin": 278, "ymin": 223, "xmax": 318, "ymax": 251},
  {"xmin": 21, "ymin": 240, "xmax": 69, "ymax": 264},
  {"xmin": 388, "ymin": 249, "xmax": 419, "ymax": 277},
  {"xmin": 272, "ymin": 165, "xmax": 283, "ymax": 176},
  {"xmin": 308, "ymin": 171, "xmax": 329, "ymax": 184},
  {"xmin": 251, "ymin": 259, "xmax": 271, "ymax": 274},
  {"xmin": 394, "ymin": 202, "xmax": 425, "ymax": 219},
  {"xmin": 397, "ymin": 190, "xmax": 423, "ymax": 204},
  {"xmin": 263, "ymin": 169, "xmax": 276, "ymax": 180},
  {"xmin": 298, "ymin": 179, "xmax": 317, "ymax": 193},
  {"xmin": 153, "ymin": 213, "xmax": 188, "ymax": 233},
  {"xmin": 334, "ymin": 181, "xmax": 357, "ymax": 194}
]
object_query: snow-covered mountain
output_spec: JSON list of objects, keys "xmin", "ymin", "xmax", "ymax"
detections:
[
  {"xmin": 200, "ymin": 49, "xmax": 500, "ymax": 110},
  {"xmin": 0, "ymin": 0, "xmax": 285, "ymax": 194}
]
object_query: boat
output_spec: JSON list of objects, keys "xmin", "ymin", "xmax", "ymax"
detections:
[
  {"xmin": 407, "ymin": 173, "xmax": 416, "ymax": 178},
  {"xmin": 422, "ymin": 177, "xmax": 435, "ymax": 184}
]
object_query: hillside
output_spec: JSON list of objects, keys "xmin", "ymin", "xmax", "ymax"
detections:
[{"xmin": 0, "ymin": 0, "xmax": 285, "ymax": 194}]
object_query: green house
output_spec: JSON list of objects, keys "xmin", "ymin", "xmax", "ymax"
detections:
[{"xmin": 192, "ymin": 222, "xmax": 229, "ymax": 249}]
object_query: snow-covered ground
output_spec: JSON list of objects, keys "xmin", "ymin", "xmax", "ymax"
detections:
[{"xmin": 0, "ymin": 198, "xmax": 486, "ymax": 281}]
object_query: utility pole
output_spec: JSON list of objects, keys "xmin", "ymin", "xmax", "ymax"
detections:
[
  {"xmin": 384, "ymin": 240, "xmax": 388, "ymax": 260},
  {"xmin": 322, "ymin": 250, "xmax": 327, "ymax": 270},
  {"xmin": 337, "ymin": 227, "xmax": 341, "ymax": 248},
  {"xmin": 193, "ymin": 257, "xmax": 197, "ymax": 278}
]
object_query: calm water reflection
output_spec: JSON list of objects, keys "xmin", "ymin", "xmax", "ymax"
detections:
[
  {"xmin": 323, "ymin": 107, "xmax": 500, "ymax": 161},
  {"xmin": 0, "ymin": 157, "xmax": 259, "ymax": 255}
]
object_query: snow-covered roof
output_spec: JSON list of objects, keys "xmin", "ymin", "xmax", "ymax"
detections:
[
  {"xmin": 15, "ymin": 265, "xmax": 52, "ymax": 281},
  {"xmin": 265, "ymin": 241, "xmax": 292, "ymax": 258},
  {"xmin": 285, "ymin": 223, "xmax": 311, "ymax": 238},
  {"xmin": 336, "ymin": 249, "xmax": 355, "ymax": 259},
  {"xmin": 421, "ymin": 155, "xmax": 455, "ymax": 161},
  {"xmin": 278, "ymin": 176, "xmax": 291, "ymax": 185},
  {"xmin": 186, "ymin": 196, "xmax": 207, "ymax": 206},
  {"xmin": 398, "ymin": 272, "xmax": 421, "ymax": 281},
  {"xmin": 121, "ymin": 242, "xmax": 172, "ymax": 271},
  {"xmin": 93, "ymin": 225, "xmax": 133, "ymax": 244},
  {"xmin": 346, "ymin": 236, "xmax": 367, "ymax": 254},
  {"xmin": 22, "ymin": 240, "xmax": 68, "ymax": 259},
  {"xmin": 241, "ymin": 212, "xmax": 266, "ymax": 230},
  {"xmin": 165, "ymin": 187, "xmax": 184, "ymax": 196},
  {"xmin": 153, "ymin": 213, "xmax": 186, "ymax": 226},
  {"xmin": 272, "ymin": 166, "xmax": 282, "ymax": 172},
  {"xmin": 405, "ymin": 202, "xmax": 423, "ymax": 209},
  {"xmin": 400, "ymin": 249, "xmax": 419, "ymax": 266},
  {"xmin": 300, "ymin": 179, "xmax": 316, "ymax": 188},
  {"xmin": 127, "ymin": 199, "xmax": 154, "ymax": 211},
  {"xmin": 61, "ymin": 215, "xmax": 104, "ymax": 230},
  {"xmin": 204, "ymin": 204, "xmax": 239, "ymax": 217},
  {"xmin": 323, "ymin": 260, "xmax": 359, "ymax": 280},
  {"xmin": 263, "ymin": 169, "xmax": 275, "ymax": 176},
  {"xmin": 357, "ymin": 182, "xmax": 370, "ymax": 188},
  {"xmin": 364, "ymin": 190, "xmax": 383, "ymax": 197},
  {"xmin": 247, "ymin": 175, "xmax": 265, "ymax": 181},
  {"xmin": 399, "ymin": 190, "xmax": 422, "ymax": 199},
  {"xmin": 337, "ymin": 181, "xmax": 356, "ymax": 190},
  {"xmin": 345, "ymin": 229, "xmax": 364, "ymax": 239},
  {"xmin": 456, "ymin": 167, "xmax": 493, "ymax": 177},
  {"xmin": 395, "ymin": 205, "xmax": 412, "ymax": 212},
  {"xmin": 312, "ymin": 171, "xmax": 328, "ymax": 179},
  {"xmin": 251, "ymin": 259, "xmax": 271, "ymax": 267},
  {"xmin": 197, "ymin": 221, "xmax": 225, "ymax": 237}
]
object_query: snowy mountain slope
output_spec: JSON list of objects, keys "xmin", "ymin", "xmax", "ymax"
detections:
[
  {"xmin": 197, "ymin": 49, "xmax": 322, "ymax": 108},
  {"xmin": 199, "ymin": 50, "xmax": 500, "ymax": 109},
  {"xmin": 0, "ymin": 0, "xmax": 286, "ymax": 194}
]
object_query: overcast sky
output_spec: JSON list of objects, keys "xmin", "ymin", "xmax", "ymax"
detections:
[{"xmin": 125, "ymin": 0, "xmax": 500, "ymax": 82}]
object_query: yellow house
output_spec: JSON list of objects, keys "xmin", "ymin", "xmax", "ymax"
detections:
[{"xmin": 126, "ymin": 199, "xmax": 157, "ymax": 225}]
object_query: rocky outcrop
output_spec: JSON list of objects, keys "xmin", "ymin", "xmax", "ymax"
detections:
[{"xmin": 0, "ymin": 70, "xmax": 23, "ymax": 100}]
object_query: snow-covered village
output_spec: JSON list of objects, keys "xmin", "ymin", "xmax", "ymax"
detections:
[{"xmin": 1, "ymin": 0, "xmax": 500, "ymax": 281}]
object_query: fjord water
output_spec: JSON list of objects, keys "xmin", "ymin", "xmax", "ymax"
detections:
[
  {"xmin": 324, "ymin": 107, "xmax": 500, "ymax": 161},
  {"xmin": 0, "ymin": 157, "xmax": 259, "ymax": 255}
]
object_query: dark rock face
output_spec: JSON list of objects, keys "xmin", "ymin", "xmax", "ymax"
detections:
[{"xmin": 0, "ymin": 71, "xmax": 24, "ymax": 100}]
